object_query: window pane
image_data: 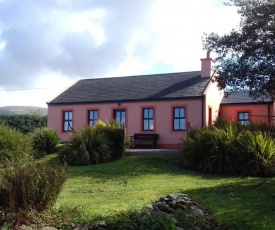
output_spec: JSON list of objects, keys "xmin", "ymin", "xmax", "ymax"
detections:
[
  {"xmin": 144, "ymin": 109, "xmax": 148, "ymax": 118},
  {"xmin": 239, "ymin": 113, "xmax": 244, "ymax": 120},
  {"xmin": 180, "ymin": 119, "xmax": 185, "ymax": 130},
  {"xmin": 180, "ymin": 108, "xmax": 184, "ymax": 118},
  {"xmin": 244, "ymin": 113, "xmax": 249, "ymax": 120},
  {"xmin": 149, "ymin": 109, "xmax": 154, "ymax": 118},
  {"xmin": 149, "ymin": 120, "xmax": 154, "ymax": 130},
  {"xmin": 144, "ymin": 120, "xmax": 148, "ymax": 130},
  {"xmin": 64, "ymin": 112, "xmax": 68, "ymax": 120},
  {"xmin": 68, "ymin": 112, "xmax": 72, "ymax": 120},
  {"xmin": 69, "ymin": 121, "xmax": 72, "ymax": 130},
  {"xmin": 64, "ymin": 122, "xmax": 68, "ymax": 131},
  {"xmin": 174, "ymin": 119, "xmax": 179, "ymax": 130},
  {"xmin": 175, "ymin": 108, "xmax": 179, "ymax": 118},
  {"xmin": 121, "ymin": 112, "xmax": 126, "ymax": 125},
  {"xmin": 116, "ymin": 111, "xmax": 121, "ymax": 121}
]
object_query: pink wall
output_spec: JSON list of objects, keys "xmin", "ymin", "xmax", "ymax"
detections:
[
  {"xmin": 219, "ymin": 104, "xmax": 272, "ymax": 124},
  {"xmin": 203, "ymin": 80, "xmax": 224, "ymax": 126},
  {"xmin": 48, "ymin": 99, "xmax": 204, "ymax": 149}
]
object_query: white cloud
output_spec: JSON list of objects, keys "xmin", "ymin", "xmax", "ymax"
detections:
[{"xmin": 0, "ymin": 0, "xmax": 240, "ymax": 107}]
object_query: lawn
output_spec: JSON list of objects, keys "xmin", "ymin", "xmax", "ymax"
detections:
[{"xmin": 48, "ymin": 154, "xmax": 275, "ymax": 229}]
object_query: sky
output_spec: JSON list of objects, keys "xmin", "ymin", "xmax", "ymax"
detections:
[{"xmin": 0, "ymin": 0, "xmax": 240, "ymax": 108}]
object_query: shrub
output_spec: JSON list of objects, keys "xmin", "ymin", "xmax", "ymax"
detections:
[
  {"xmin": 94, "ymin": 120, "xmax": 127, "ymax": 159},
  {"xmin": 182, "ymin": 123, "xmax": 275, "ymax": 176},
  {"xmin": 60, "ymin": 126, "xmax": 111, "ymax": 166},
  {"xmin": 214, "ymin": 118, "xmax": 275, "ymax": 134},
  {"xmin": 0, "ymin": 163, "xmax": 66, "ymax": 212},
  {"xmin": 0, "ymin": 114, "xmax": 47, "ymax": 133},
  {"xmin": 242, "ymin": 132, "xmax": 275, "ymax": 176},
  {"xmin": 0, "ymin": 123, "xmax": 32, "ymax": 165},
  {"xmin": 32, "ymin": 127, "xmax": 60, "ymax": 156},
  {"xmin": 182, "ymin": 125, "xmax": 244, "ymax": 174}
]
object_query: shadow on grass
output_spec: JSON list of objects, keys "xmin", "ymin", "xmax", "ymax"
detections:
[
  {"xmin": 182, "ymin": 178, "xmax": 275, "ymax": 229},
  {"xmin": 56, "ymin": 154, "xmax": 275, "ymax": 229}
]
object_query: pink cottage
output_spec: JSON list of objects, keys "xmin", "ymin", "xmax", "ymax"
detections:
[
  {"xmin": 47, "ymin": 53, "xmax": 275, "ymax": 149},
  {"xmin": 47, "ymin": 53, "xmax": 223, "ymax": 149}
]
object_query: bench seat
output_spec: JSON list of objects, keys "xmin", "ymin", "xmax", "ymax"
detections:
[{"xmin": 131, "ymin": 133, "xmax": 159, "ymax": 148}]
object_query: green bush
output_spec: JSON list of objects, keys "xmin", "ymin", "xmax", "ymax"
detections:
[
  {"xmin": 0, "ymin": 163, "xmax": 66, "ymax": 212},
  {"xmin": 32, "ymin": 127, "xmax": 60, "ymax": 156},
  {"xmin": 0, "ymin": 114, "xmax": 47, "ymax": 133},
  {"xmin": 243, "ymin": 132, "xmax": 275, "ymax": 176},
  {"xmin": 95, "ymin": 120, "xmax": 126, "ymax": 159},
  {"xmin": 214, "ymin": 118, "xmax": 275, "ymax": 134},
  {"xmin": 182, "ymin": 123, "xmax": 275, "ymax": 177},
  {"xmin": 60, "ymin": 126, "xmax": 111, "ymax": 166},
  {"xmin": 0, "ymin": 123, "xmax": 32, "ymax": 165}
]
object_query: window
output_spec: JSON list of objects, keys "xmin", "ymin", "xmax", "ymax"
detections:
[
  {"xmin": 63, "ymin": 111, "xmax": 73, "ymax": 131},
  {"xmin": 114, "ymin": 109, "xmax": 126, "ymax": 127},
  {"xmin": 238, "ymin": 112, "xmax": 249, "ymax": 125},
  {"xmin": 143, "ymin": 108, "xmax": 154, "ymax": 131},
  {"xmin": 88, "ymin": 110, "xmax": 98, "ymax": 126},
  {"xmin": 173, "ymin": 107, "xmax": 185, "ymax": 130}
]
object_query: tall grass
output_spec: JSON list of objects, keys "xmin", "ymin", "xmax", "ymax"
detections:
[
  {"xmin": 0, "ymin": 163, "xmax": 66, "ymax": 212},
  {"xmin": 182, "ymin": 122, "xmax": 275, "ymax": 176},
  {"xmin": 32, "ymin": 127, "xmax": 60, "ymax": 157},
  {"xmin": 60, "ymin": 120, "xmax": 126, "ymax": 166},
  {"xmin": 95, "ymin": 120, "xmax": 127, "ymax": 159},
  {"xmin": 60, "ymin": 126, "xmax": 111, "ymax": 166},
  {"xmin": 0, "ymin": 124, "xmax": 32, "ymax": 166}
]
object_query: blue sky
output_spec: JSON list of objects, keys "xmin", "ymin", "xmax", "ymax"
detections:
[{"xmin": 0, "ymin": 0, "xmax": 240, "ymax": 107}]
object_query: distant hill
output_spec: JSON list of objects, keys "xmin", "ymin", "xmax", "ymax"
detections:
[{"xmin": 0, "ymin": 106, "xmax": 47, "ymax": 116}]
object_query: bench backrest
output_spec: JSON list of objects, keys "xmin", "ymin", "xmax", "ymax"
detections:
[{"xmin": 134, "ymin": 133, "xmax": 159, "ymax": 141}]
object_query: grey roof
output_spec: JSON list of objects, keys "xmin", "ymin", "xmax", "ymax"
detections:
[
  {"xmin": 221, "ymin": 91, "xmax": 272, "ymax": 105},
  {"xmin": 48, "ymin": 71, "xmax": 210, "ymax": 105}
]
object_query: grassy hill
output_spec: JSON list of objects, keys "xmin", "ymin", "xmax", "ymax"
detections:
[{"xmin": 0, "ymin": 106, "xmax": 47, "ymax": 116}]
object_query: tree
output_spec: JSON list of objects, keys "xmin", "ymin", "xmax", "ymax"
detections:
[{"xmin": 203, "ymin": 0, "xmax": 275, "ymax": 101}]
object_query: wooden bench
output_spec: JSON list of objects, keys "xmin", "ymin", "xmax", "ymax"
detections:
[{"xmin": 131, "ymin": 133, "xmax": 159, "ymax": 148}]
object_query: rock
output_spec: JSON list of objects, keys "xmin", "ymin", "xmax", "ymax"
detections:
[
  {"xmin": 140, "ymin": 211, "xmax": 151, "ymax": 218},
  {"xmin": 190, "ymin": 206, "xmax": 204, "ymax": 217},
  {"xmin": 168, "ymin": 193, "xmax": 178, "ymax": 200},
  {"xmin": 169, "ymin": 203, "xmax": 186, "ymax": 210},
  {"xmin": 158, "ymin": 204, "xmax": 175, "ymax": 213},
  {"xmin": 98, "ymin": 221, "xmax": 107, "ymax": 227},
  {"xmin": 146, "ymin": 204, "xmax": 153, "ymax": 209}
]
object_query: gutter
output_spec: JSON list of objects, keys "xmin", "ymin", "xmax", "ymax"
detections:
[{"xmin": 47, "ymin": 96, "xmax": 204, "ymax": 106}]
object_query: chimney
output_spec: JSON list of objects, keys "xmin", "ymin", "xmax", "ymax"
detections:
[{"xmin": 200, "ymin": 52, "xmax": 213, "ymax": 78}]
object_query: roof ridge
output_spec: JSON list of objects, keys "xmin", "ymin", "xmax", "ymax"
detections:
[{"xmin": 79, "ymin": 70, "xmax": 201, "ymax": 81}]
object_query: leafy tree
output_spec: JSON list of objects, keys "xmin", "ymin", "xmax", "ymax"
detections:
[{"xmin": 203, "ymin": 0, "xmax": 275, "ymax": 100}]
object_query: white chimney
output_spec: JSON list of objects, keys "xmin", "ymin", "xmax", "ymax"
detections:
[{"xmin": 200, "ymin": 52, "xmax": 213, "ymax": 78}]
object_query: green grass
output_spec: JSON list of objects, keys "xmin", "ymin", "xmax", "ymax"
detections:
[{"xmin": 52, "ymin": 154, "xmax": 275, "ymax": 229}]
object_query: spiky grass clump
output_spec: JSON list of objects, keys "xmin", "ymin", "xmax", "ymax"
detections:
[
  {"xmin": 243, "ymin": 132, "xmax": 275, "ymax": 176},
  {"xmin": 182, "ymin": 123, "xmax": 275, "ymax": 176},
  {"xmin": 60, "ymin": 126, "xmax": 111, "ymax": 166},
  {"xmin": 0, "ymin": 123, "xmax": 32, "ymax": 165},
  {"xmin": 94, "ymin": 120, "xmax": 126, "ymax": 159},
  {"xmin": 32, "ymin": 127, "xmax": 60, "ymax": 156}
]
